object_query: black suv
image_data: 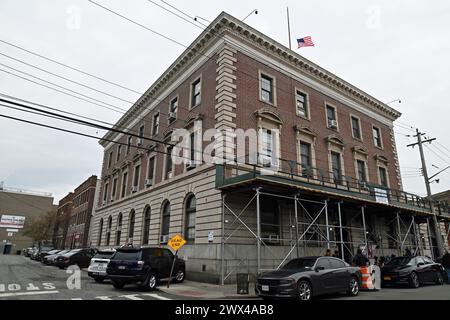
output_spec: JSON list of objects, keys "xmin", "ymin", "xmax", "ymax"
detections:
[
  {"xmin": 107, "ymin": 246, "xmax": 186, "ymax": 290},
  {"xmin": 54, "ymin": 248, "xmax": 97, "ymax": 269}
]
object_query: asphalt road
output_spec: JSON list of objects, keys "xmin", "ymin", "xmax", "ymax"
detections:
[{"xmin": 0, "ymin": 254, "xmax": 183, "ymax": 300}]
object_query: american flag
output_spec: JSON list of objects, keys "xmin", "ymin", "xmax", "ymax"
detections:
[{"xmin": 297, "ymin": 36, "xmax": 315, "ymax": 48}]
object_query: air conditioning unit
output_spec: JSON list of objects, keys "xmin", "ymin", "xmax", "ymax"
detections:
[
  {"xmin": 168, "ymin": 112, "xmax": 177, "ymax": 120},
  {"xmin": 160, "ymin": 235, "xmax": 169, "ymax": 244},
  {"xmin": 145, "ymin": 179, "xmax": 153, "ymax": 187},
  {"xmin": 131, "ymin": 186, "xmax": 138, "ymax": 193},
  {"xmin": 329, "ymin": 119, "xmax": 338, "ymax": 128}
]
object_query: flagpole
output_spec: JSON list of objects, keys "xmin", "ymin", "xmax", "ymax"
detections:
[{"xmin": 287, "ymin": 7, "xmax": 292, "ymax": 50}]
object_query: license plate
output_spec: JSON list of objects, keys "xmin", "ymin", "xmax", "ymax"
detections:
[
  {"xmin": 262, "ymin": 285, "xmax": 269, "ymax": 292},
  {"xmin": 383, "ymin": 276, "xmax": 391, "ymax": 281},
  {"xmin": 91, "ymin": 264, "xmax": 106, "ymax": 272},
  {"xmin": 118, "ymin": 266, "xmax": 126, "ymax": 270}
]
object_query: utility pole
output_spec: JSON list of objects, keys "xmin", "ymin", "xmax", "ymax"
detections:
[{"xmin": 407, "ymin": 128, "xmax": 444, "ymax": 257}]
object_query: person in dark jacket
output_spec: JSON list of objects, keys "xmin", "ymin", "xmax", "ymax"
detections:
[{"xmin": 353, "ymin": 249, "xmax": 369, "ymax": 267}]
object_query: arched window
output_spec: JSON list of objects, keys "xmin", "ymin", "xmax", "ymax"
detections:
[
  {"xmin": 142, "ymin": 206, "xmax": 151, "ymax": 245},
  {"xmin": 97, "ymin": 218, "xmax": 103, "ymax": 246},
  {"xmin": 128, "ymin": 210, "xmax": 135, "ymax": 241},
  {"xmin": 106, "ymin": 216, "xmax": 112, "ymax": 246},
  {"xmin": 115, "ymin": 213, "xmax": 123, "ymax": 246},
  {"xmin": 161, "ymin": 201, "xmax": 170, "ymax": 240},
  {"xmin": 185, "ymin": 195, "xmax": 196, "ymax": 243}
]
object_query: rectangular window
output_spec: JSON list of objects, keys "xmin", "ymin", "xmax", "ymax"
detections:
[
  {"xmin": 351, "ymin": 116, "xmax": 362, "ymax": 140},
  {"xmin": 357, "ymin": 160, "xmax": 366, "ymax": 182},
  {"xmin": 133, "ymin": 165, "xmax": 140, "ymax": 188},
  {"xmin": 127, "ymin": 136, "xmax": 132, "ymax": 154},
  {"xmin": 326, "ymin": 105, "xmax": 337, "ymax": 129},
  {"xmin": 379, "ymin": 166, "xmax": 388, "ymax": 187},
  {"xmin": 169, "ymin": 97, "xmax": 178, "ymax": 123},
  {"xmin": 296, "ymin": 90, "xmax": 308, "ymax": 118},
  {"xmin": 111, "ymin": 177, "xmax": 118, "ymax": 199},
  {"xmin": 373, "ymin": 126, "xmax": 382, "ymax": 148},
  {"xmin": 261, "ymin": 74, "xmax": 274, "ymax": 103},
  {"xmin": 331, "ymin": 152, "xmax": 342, "ymax": 184},
  {"xmin": 187, "ymin": 132, "xmax": 196, "ymax": 170},
  {"xmin": 191, "ymin": 78, "xmax": 201, "ymax": 107},
  {"xmin": 139, "ymin": 125, "xmax": 144, "ymax": 138},
  {"xmin": 103, "ymin": 183, "xmax": 109, "ymax": 203},
  {"xmin": 108, "ymin": 151, "xmax": 113, "ymax": 169},
  {"xmin": 116, "ymin": 145, "xmax": 121, "ymax": 162},
  {"xmin": 261, "ymin": 129, "xmax": 273, "ymax": 167},
  {"xmin": 152, "ymin": 113, "xmax": 160, "ymax": 136},
  {"xmin": 121, "ymin": 172, "xmax": 128, "ymax": 198},
  {"xmin": 165, "ymin": 146, "xmax": 173, "ymax": 179},
  {"xmin": 300, "ymin": 142, "xmax": 312, "ymax": 177},
  {"xmin": 147, "ymin": 156, "xmax": 155, "ymax": 180}
]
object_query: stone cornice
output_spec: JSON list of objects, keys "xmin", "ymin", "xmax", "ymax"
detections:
[{"xmin": 100, "ymin": 12, "xmax": 401, "ymax": 146}]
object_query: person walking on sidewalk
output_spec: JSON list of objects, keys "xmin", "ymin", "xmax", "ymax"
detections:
[{"xmin": 353, "ymin": 249, "xmax": 369, "ymax": 267}]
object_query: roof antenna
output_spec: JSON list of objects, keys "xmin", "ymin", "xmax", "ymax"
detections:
[
  {"xmin": 242, "ymin": 9, "xmax": 258, "ymax": 22},
  {"xmin": 385, "ymin": 98, "xmax": 401, "ymax": 105}
]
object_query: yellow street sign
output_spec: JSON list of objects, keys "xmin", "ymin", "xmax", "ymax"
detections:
[{"xmin": 167, "ymin": 234, "xmax": 186, "ymax": 252}]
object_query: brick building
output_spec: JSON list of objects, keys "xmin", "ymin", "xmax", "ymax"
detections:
[
  {"xmin": 91, "ymin": 12, "xmax": 450, "ymax": 283},
  {"xmin": 53, "ymin": 192, "xmax": 73, "ymax": 249},
  {"xmin": 53, "ymin": 176, "xmax": 98, "ymax": 249}
]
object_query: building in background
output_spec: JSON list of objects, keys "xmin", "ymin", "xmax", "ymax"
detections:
[
  {"xmin": 0, "ymin": 182, "xmax": 54, "ymax": 254},
  {"xmin": 53, "ymin": 192, "xmax": 73, "ymax": 249},
  {"xmin": 65, "ymin": 175, "xmax": 98, "ymax": 249},
  {"xmin": 432, "ymin": 190, "xmax": 450, "ymax": 248},
  {"xmin": 90, "ymin": 12, "xmax": 450, "ymax": 283}
]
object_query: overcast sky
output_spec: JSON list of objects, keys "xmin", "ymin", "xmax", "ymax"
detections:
[{"xmin": 0, "ymin": 0, "xmax": 449, "ymax": 203}]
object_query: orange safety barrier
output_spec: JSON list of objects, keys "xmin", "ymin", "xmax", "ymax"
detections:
[{"xmin": 360, "ymin": 266, "xmax": 375, "ymax": 290}]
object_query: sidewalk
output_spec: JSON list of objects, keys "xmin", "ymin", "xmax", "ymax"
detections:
[{"xmin": 158, "ymin": 280, "xmax": 259, "ymax": 299}]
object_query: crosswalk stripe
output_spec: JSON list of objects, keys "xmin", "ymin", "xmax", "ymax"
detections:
[
  {"xmin": 96, "ymin": 296, "xmax": 113, "ymax": 300},
  {"xmin": 119, "ymin": 294, "xmax": 144, "ymax": 300},
  {"xmin": 142, "ymin": 293, "xmax": 171, "ymax": 300},
  {"xmin": 70, "ymin": 298, "xmax": 83, "ymax": 300}
]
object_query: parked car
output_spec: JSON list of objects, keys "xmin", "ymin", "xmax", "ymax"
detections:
[
  {"xmin": 255, "ymin": 256, "xmax": 361, "ymax": 301},
  {"xmin": 54, "ymin": 248, "xmax": 97, "ymax": 269},
  {"xmin": 42, "ymin": 249, "xmax": 70, "ymax": 265},
  {"xmin": 25, "ymin": 247, "xmax": 35, "ymax": 257},
  {"xmin": 88, "ymin": 249, "xmax": 116, "ymax": 283},
  {"xmin": 381, "ymin": 256, "xmax": 447, "ymax": 288},
  {"xmin": 32, "ymin": 246, "xmax": 54, "ymax": 261},
  {"xmin": 30, "ymin": 248, "xmax": 40, "ymax": 260},
  {"xmin": 40, "ymin": 249, "xmax": 61, "ymax": 263},
  {"xmin": 106, "ymin": 246, "xmax": 186, "ymax": 290}
]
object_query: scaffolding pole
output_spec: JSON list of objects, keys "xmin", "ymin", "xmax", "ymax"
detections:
[
  {"xmin": 412, "ymin": 216, "xmax": 419, "ymax": 256},
  {"xmin": 256, "ymin": 188, "xmax": 261, "ymax": 275},
  {"xmin": 221, "ymin": 194, "xmax": 226, "ymax": 286},
  {"xmin": 337, "ymin": 202, "xmax": 344, "ymax": 260},
  {"xmin": 361, "ymin": 206, "xmax": 368, "ymax": 257},
  {"xmin": 396, "ymin": 211, "xmax": 402, "ymax": 255},
  {"xmin": 294, "ymin": 195, "xmax": 300, "ymax": 257},
  {"xmin": 325, "ymin": 200, "xmax": 330, "ymax": 249},
  {"xmin": 426, "ymin": 218, "xmax": 434, "ymax": 260}
]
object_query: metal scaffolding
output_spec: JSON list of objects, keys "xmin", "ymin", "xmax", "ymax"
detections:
[{"xmin": 220, "ymin": 187, "xmax": 430, "ymax": 285}]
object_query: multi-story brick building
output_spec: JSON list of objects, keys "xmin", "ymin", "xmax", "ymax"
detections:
[
  {"xmin": 91, "ymin": 12, "xmax": 450, "ymax": 283},
  {"xmin": 65, "ymin": 175, "xmax": 98, "ymax": 249},
  {"xmin": 53, "ymin": 192, "xmax": 73, "ymax": 249}
]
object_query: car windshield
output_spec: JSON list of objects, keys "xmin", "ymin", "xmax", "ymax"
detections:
[
  {"xmin": 64, "ymin": 249, "xmax": 81, "ymax": 256},
  {"xmin": 282, "ymin": 258, "xmax": 317, "ymax": 270},
  {"xmin": 57, "ymin": 250, "xmax": 70, "ymax": 255},
  {"xmin": 47, "ymin": 250, "xmax": 60, "ymax": 254},
  {"xmin": 386, "ymin": 257, "xmax": 411, "ymax": 266},
  {"xmin": 112, "ymin": 250, "xmax": 142, "ymax": 261},
  {"xmin": 94, "ymin": 251, "xmax": 115, "ymax": 259}
]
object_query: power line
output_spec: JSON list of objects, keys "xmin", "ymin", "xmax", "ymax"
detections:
[{"xmin": 0, "ymin": 39, "xmax": 142, "ymax": 95}]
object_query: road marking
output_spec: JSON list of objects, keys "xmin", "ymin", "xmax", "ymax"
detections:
[
  {"xmin": 70, "ymin": 298, "xmax": 83, "ymax": 300},
  {"xmin": 143, "ymin": 293, "xmax": 171, "ymax": 300},
  {"xmin": 119, "ymin": 294, "xmax": 144, "ymax": 300},
  {"xmin": 96, "ymin": 296, "xmax": 113, "ymax": 300},
  {"xmin": 0, "ymin": 290, "xmax": 59, "ymax": 298}
]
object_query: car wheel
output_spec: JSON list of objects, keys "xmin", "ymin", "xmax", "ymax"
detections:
[
  {"xmin": 347, "ymin": 276, "xmax": 359, "ymax": 296},
  {"xmin": 94, "ymin": 278, "xmax": 104, "ymax": 283},
  {"xmin": 173, "ymin": 269, "xmax": 185, "ymax": 283},
  {"xmin": 58, "ymin": 266, "xmax": 64, "ymax": 270},
  {"xmin": 296, "ymin": 280, "xmax": 312, "ymax": 301},
  {"xmin": 436, "ymin": 272, "xmax": 444, "ymax": 285},
  {"xmin": 144, "ymin": 273, "xmax": 157, "ymax": 291},
  {"xmin": 409, "ymin": 272, "xmax": 420, "ymax": 288},
  {"xmin": 112, "ymin": 281, "xmax": 124, "ymax": 289}
]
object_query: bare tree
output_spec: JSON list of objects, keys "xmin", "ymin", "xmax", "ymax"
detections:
[{"xmin": 23, "ymin": 210, "xmax": 57, "ymax": 246}]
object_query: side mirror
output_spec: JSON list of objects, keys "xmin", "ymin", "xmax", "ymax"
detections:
[{"xmin": 315, "ymin": 266, "xmax": 325, "ymax": 272}]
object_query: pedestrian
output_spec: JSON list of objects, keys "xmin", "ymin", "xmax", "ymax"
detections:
[
  {"xmin": 353, "ymin": 249, "xmax": 369, "ymax": 267},
  {"xmin": 333, "ymin": 250, "xmax": 339, "ymax": 258},
  {"xmin": 325, "ymin": 249, "xmax": 331, "ymax": 256}
]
